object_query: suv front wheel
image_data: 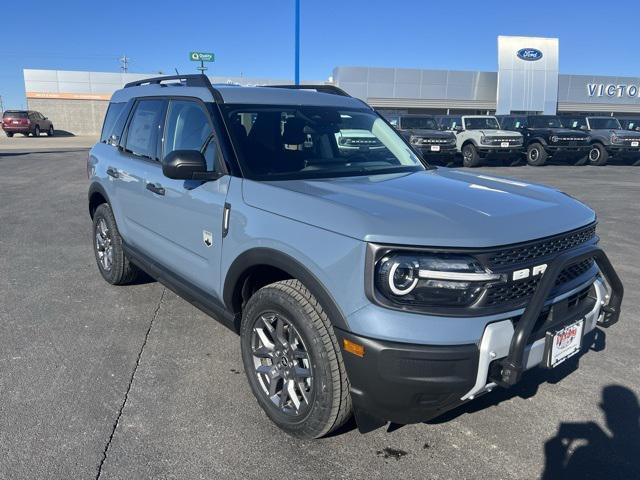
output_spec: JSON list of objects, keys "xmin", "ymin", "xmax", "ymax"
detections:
[
  {"xmin": 92, "ymin": 203, "xmax": 140, "ymax": 285},
  {"xmin": 588, "ymin": 144, "xmax": 608, "ymax": 166},
  {"xmin": 462, "ymin": 143, "xmax": 482, "ymax": 167},
  {"xmin": 526, "ymin": 143, "xmax": 548, "ymax": 166},
  {"xmin": 240, "ymin": 279, "xmax": 352, "ymax": 439}
]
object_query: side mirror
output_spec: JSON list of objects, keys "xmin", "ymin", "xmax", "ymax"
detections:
[
  {"xmin": 454, "ymin": 125, "xmax": 463, "ymax": 133},
  {"xmin": 163, "ymin": 150, "xmax": 212, "ymax": 180}
]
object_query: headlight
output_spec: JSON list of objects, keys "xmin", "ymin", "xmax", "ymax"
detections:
[
  {"xmin": 611, "ymin": 133, "xmax": 620, "ymax": 143},
  {"xmin": 374, "ymin": 251, "xmax": 505, "ymax": 309},
  {"xmin": 409, "ymin": 135, "xmax": 423, "ymax": 144},
  {"xmin": 551, "ymin": 135, "xmax": 559, "ymax": 143},
  {"xmin": 585, "ymin": 136, "xmax": 591, "ymax": 142},
  {"xmin": 480, "ymin": 136, "xmax": 489, "ymax": 145}
]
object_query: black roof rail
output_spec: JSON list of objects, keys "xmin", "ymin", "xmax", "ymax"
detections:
[
  {"xmin": 123, "ymin": 74, "xmax": 224, "ymax": 103},
  {"xmin": 124, "ymin": 74, "xmax": 213, "ymax": 88},
  {"xmin": 266, "ymin": 84, "xmax": 351, "ymax": 97}
]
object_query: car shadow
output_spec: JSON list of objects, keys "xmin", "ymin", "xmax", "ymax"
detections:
[{"xmin": 541, "ymin": 384, "xmax": 640, "ymax": 479}]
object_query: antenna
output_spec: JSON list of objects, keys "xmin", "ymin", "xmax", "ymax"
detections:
[{"xmin": 119, "ymin": 55, "xmax": 130, "ymax": 73}]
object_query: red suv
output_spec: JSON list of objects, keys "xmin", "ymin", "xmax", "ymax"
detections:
[{"xmin": 2, "ymin": 110, "xmax": 54, "ymax": 137}]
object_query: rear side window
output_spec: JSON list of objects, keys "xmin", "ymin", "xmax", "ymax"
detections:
[
  {"xmin": 163, "ymin": 100, "xmax": 213, "ymax": 156},
  {"xmin": 3, "ymin": 111, "xmax": 27, "ymax": 118},
  {"xmin": 100, "ymin": 103, "xmax": 126, "ymax": 143},
  {"xmin": 124, "ymin": 99, "xmax": 166, "ymax": 160}
]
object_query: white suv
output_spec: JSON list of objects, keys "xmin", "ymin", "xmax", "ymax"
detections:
[{"xmin": 440, "ymin": 115, "xmax": 523, "ymax": 167}]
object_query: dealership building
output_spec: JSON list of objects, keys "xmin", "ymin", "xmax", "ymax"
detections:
[{"xmin": 22, "ymin": 35, "xmax": 640, "ymax": 135}]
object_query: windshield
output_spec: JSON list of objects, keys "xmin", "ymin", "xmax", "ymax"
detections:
[
  {"xmin": 529, "ymin": 116, "xmax": 563, "ymax": 128},
  {"xmin": 222, "ymin": 105, "xmax": 427, "ymax": 180},
  {"xmin": 401, "ymin": 116, "xmax": 438, "ymax": 130},
  {"xmin": 589, "ymin": 118, "xmax": 622, "ymax": 129},
  {"xmin": 560, "ymin": 117, "xmax": 587, "ymax": 130},
  {"xmin": 464, "ymin": 117, "xmax": 500, "ymax": 130}
]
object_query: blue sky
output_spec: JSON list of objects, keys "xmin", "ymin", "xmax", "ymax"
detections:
[{"xmin": 1, "ymin": 0, "xmax": 637, "ymax": 109}]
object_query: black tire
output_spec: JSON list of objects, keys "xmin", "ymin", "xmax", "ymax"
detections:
[
  {"xmin": 5, "ymin": 132, "xmax": 13, "ymax": 137},
  {"xmin": 526, "ymin": 143, "xmax": 548, "ymax": 166},
  {"xmin": 34, "ymin": 125, "xmax": 40, "ymax": 137},
  {"xmin": 462, "ymin": 143, "xmax": 482, "ymax": 167},
  {"xmin": 240, "ymin": 279, "xmax": 352, "ymax": 439},
  {"xmin": 47, "ymin": 125, "xmax": 54, "ymax": 137},
  {"xmin": 92, "ymin": 203, "xmax": 139, "ymax": 285},
  {"xmin": 588, "ymin": 144, "xmax": 608, "ymax": 166}
]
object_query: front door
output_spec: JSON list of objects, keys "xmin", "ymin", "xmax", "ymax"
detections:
[{"xmin": 140, "ymin": 98, "xmax": 229, "ymax": 296}]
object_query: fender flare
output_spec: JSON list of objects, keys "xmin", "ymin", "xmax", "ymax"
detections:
[
  {"xmin": 88, "ymin": 181, "xmax": 111, "ymax": 217},
  {"xmin": 223, "ymin": 247, "xmax": 349, "ymax": 331},
  {"xmin": 528, "ymin": 137, "xmax": 548, "ymax": 147}
]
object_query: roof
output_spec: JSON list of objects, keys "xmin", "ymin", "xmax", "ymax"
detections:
[{"xmin": 110, "ymin": 81, "xmax": 367, "ymax": 109}]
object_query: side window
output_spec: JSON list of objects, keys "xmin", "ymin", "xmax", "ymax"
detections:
[
  {"xmin": 100, "ymin": 102, "xmax": 126, "ymax": 143},
  {"xmin": 163, "ymin": 100, "xmax": 213, "ymax": 158},
  {"xmin": 124, "ymin": 99, "xmax": 165, "ymax": 160}
]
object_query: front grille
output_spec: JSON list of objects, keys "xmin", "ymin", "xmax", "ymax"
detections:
[
  {"xmin": 484, "ymin": 137, "xmax": 522, "ymax": 145},
  {"xmin": 416, "ymin": 137, "xmax": 455, "ymax": 144},
  {"xmin": 486, "ymin": 224, "xmax": 597, "ymax": 268},
  {"xmin": 555, "ymin": 136, "xmax": 588, "ymax": 142},
  {"xmin": 484, "ymin": 258, "xmax": 595, "ymax": 307}
]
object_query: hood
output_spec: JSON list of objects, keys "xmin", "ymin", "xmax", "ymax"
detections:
[
  {"xmin": 404, "ymin": 129, "xmax": 454, "ymax": 139},
  {"xmin": 477, "ymin": 129, "xmax": 521, "ymax": 137},
  {"xmin": 531, "ymin": 128, "xmax": 590, "ymax": 137},
  {"xmin": 610, "ymin": 129, "xmax": 640, "ymax": 137},
  {"xmin": 242, "ymin": 169, "xmax": 595, "ymax": 247}
]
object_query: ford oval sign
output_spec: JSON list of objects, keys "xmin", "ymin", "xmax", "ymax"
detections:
[{"xmin": 517, "ymin": 48, "xmax": 543, "ymax": 61}]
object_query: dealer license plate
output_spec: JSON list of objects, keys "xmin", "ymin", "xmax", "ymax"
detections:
[
  {"xmin": 545, "ymin": 319, "xmax": 584, "ymax": 368},
  {"xmin": 430, "ymin": 145, "xmax": 440, "ymax": 152},
  {"xmin": 12, "ymin": 121, "xmax": 19, "ymax": 124},
  {"xmin": 631, "ymin": 141, "xmax": 639, "ymax": 147},
  {"xmin": 501, "ymin": 142, "xmax": 509, "ymax": 148}
]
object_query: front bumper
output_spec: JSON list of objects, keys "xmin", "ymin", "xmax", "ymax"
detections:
[
  {"xmin": 415, "ymin": 144, "xmax": 457, "ymax": 156},
  {"xmin": 337, "ymin": 246, "xmax": 623, "ymax": 427},
  {"xmin": 545, "ymin": 145, "xmax": 590, "ymax": 156},
  {"xmin": 476, "ymin": 145, "xmax": 523, "ymax": 157},
  {"xmin": 605, "ymin": 144, "xmax": 640, "ymax": 155}
]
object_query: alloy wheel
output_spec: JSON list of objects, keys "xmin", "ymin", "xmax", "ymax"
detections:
[
  {"xmin": 95, "ymin": 218, "xmax": 113, "ymax": 271},
  {"xmin": 529, "ymin": 148, "xmax": 539, "ymax": 161},
  {"xmin": 589, "ymin": 148, "xmax": 600, "ymax": 161},
  {"xmin": 251, "ymin": 312, "xmax": 313, "ymax": 416}
]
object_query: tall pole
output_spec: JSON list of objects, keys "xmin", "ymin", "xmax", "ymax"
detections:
[{"xmin": 294, "ymin": 0, "xmax": 300, "ymax": 85}]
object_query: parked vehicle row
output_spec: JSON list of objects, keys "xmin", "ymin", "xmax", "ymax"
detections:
[
  {"xmin": 1, "ymin": 110, "xmax": 55, "ymax": 137},
  {"xmin": 386, "ymin": 113, "xmax": 640, "ymax": 167}
]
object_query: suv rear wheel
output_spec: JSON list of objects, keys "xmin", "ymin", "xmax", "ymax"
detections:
[
  {"xmin": 47, "ymin": 125, "xmax": 54, "ymax": 137},
  {"xmin": 588, "ymin": 144, "xmax": 608, "ymax": 166},
  {"xmin": 526, "ymin": 143, "xmax": 548, "ymax": 166},
  {"xmin": 462, "ymin": 143, "xmax": 482, "ymax": 167},
  {"xmin": 92, "ymin": 203, "xmax": 139, "ymax": 285},
  {"xmin": 240, "ymin": 279, "xmax": 352, "ymax": 439},
  {"xmin": 5, "ymin": 132, "xmax": 13, "ymax": 137},
  {"xmin": 34, "ymin": 125, "xmax": 40, "ymax": 137}
]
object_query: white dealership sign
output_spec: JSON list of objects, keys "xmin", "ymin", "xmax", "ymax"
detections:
[
  {"xmin": 587, "ymin": 83, "xmax": 640, "ymax": 98},
  {"xmin": 496, "ymin": 36, "xmax": 559, "ymax": 115}
]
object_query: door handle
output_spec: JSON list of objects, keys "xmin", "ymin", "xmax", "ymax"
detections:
[
  {"xmin": 106, "ymin": 167, "xmax": 119, "ymax": 179},
  {"xmin": 146, "ymin": 182, "xmax": 165, "ymax": 196}
]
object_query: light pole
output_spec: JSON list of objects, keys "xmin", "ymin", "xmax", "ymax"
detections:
[{"xmin": 294, "ymin": 0, "xmax": 300, "ymax": 85}]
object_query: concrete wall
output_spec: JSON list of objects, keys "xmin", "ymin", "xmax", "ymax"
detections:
[{"xmin": 27, "ymin": 98, "xmax": 108, "ymax": 136}]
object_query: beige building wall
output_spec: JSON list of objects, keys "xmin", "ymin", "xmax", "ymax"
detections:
[{"xmin": 26, "ymin": 98, "xmax": 108, "ymax": 136}]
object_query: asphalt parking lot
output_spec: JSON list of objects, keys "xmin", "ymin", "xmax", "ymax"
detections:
[{"xmin": 1, "ymin": 148, "xmax": 639, "ymax": 480}]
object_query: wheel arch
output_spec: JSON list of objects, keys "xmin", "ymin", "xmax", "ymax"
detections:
[
  {"xmin": 223, "ymin": 248, "xmax": 349, "ymax": 331},
  {"xmin": 88, "ymin": 181, "xmax": 110, "ymax": 218}
]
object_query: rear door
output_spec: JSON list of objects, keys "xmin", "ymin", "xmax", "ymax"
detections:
[
  {"xmin": 110, "ymin": 98, "xmax": 168, "ymax": 249},
  {"xmin": 135, "ymin": 97, "xmax": 230, "ymax": 296}
]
